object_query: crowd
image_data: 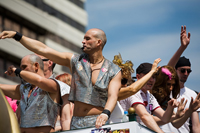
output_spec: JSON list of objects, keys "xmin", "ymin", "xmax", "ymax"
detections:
[{"xmin": 0, "ymin": 26, "xmax": 200, "ymax": 133}]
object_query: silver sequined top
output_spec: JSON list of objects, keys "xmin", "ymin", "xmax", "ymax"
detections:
[
  {"xmin": 69, "ymin": 54, "xmax": 121, "ymax": 107},
  {"xmin": 19, "ymin": 79, "xmax": 63, "ymax": 128}
]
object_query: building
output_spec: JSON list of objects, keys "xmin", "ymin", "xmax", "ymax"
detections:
[{"xmin": 0, "ymin": 0, "xmax": 87, "ymax": 85}]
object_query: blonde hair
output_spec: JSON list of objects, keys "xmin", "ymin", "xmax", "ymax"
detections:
[{"xmin": 112, "ymin": 53, "xmax": 134, "ymax": 80}]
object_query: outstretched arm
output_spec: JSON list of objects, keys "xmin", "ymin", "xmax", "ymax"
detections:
[
  {"xmin": 168, "ymin": 26, "xmax": 191, "ymax": 67},
  {"xmin": 6, "ymin": 65, "xmax": 59, "ymax": 93},
  {"xmin": 0, "ymin": 84, "xmax": 20, "ymax": 100},
  {"xmin": 95, "ymin": 71, "xmax": 122, "ymax": 128},
  {"xmin": 118, "ymin": 58, "xmax": 161, "ymax": 101},
  {"xmin": 0, "ymin": 31, "xmax": 73, "ymax": 69}
]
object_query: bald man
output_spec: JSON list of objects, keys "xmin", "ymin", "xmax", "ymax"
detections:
[
  {"xmin": 0, "ymin": 29, "xmax": 122, "ymax": 129},
  {"xmin": 0, "ymin": 54, "xmax": 63, "ymax": 133}
]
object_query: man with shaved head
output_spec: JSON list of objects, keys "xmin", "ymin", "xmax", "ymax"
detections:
[
  {"xmin": 0, "ymin": 54, "xmax": 63, "ymax": 133},
  {"xmin": 0, "ymin": 29, "xmax": 122, "ymax": 129}
]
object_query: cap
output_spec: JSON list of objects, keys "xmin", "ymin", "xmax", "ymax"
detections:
[
  {"xmin": 136, "ymin": 63, "xmax": 152, "ymax": 74},
  {"xmin": 175, "ymin": 56, "xmax": 191, "ymax": 69}
]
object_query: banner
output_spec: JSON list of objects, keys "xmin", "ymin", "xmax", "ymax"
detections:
[{"xmin": 58, "ymin": 121, "xmax": 155, "ymax": 133}]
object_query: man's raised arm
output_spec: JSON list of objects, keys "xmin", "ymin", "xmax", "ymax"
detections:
[
  {"xmin": 0, "ymin": 84, "xmax": 21, "ymax": 100},
  {"xmin": 0, "ymin": 31, "xmax": 73, "ymax": 69},
  {"xmin": 168, "ymin": 26, "xmax": 190, "ymax": 67}
]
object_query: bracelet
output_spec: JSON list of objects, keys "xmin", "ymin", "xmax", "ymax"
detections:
[
  {"xmin": 14, "ymin": 68, "xmax": 22, "ymax": 77},
  {"xmin": 102, "ymin": 109, "xmax": 111, "ymax": 119},
  {"xmin": 13, "ymin": 32, "xmax": 22, "ymax": 41}
]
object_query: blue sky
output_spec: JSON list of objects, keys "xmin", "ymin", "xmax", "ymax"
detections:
[{"xmin": 85, "ymin": 0, "xmax": 200, "ymax": 92}]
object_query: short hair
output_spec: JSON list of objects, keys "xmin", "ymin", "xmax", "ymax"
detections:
[
  {"xmin": 94, "ymin": 28, "xmax": 107, "ymax": 48},
  {"xmin": 51, "ymin": 63, "xmax": 56, "ymax": 71},
  {"xmin": 28, "ymin": 54, "xmax": 44, "ymax": 71}
]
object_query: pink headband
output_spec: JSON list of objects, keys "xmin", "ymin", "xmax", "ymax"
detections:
[{"xmin": 161, "ymin": 68, "xmax": 172, "ymax": 80}]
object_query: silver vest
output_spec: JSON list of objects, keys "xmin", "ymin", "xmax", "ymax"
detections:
[
  {"xmin": 69, "ymin": 54, "xmax": 121, "ymax": 107},
  {"xmin": 19, "ymin": 79, "xmax": 62, "ymax": 128}
]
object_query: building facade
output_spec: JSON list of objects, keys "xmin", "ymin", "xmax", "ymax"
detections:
[{"xmin": 0, "ymin": 0, "xmax": 87, "ymax": 85}]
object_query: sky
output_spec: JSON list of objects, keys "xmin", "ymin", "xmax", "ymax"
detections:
[{"xmin": 85, "ymin": 0, "xmax": 200, "ymax": 92}]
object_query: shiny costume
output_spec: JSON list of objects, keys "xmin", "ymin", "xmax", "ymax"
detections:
[
  {"xmin": 19, "ymin": 79, "xmax": 63, "ymax": 128},
  {"xmin": 69, "ymin": 54, "xmax": 121, "ymax": 129}
]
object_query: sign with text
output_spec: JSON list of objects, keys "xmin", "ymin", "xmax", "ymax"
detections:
[{"xmin": 58, "ymin": 121, "xmax": 155, "ymax": 133}]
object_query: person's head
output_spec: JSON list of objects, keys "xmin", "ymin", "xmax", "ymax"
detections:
[
  {"xmin": 55, "ymin": 73, "xmax": 72, "ymax": 86},
  {"xmin": 112, "ymin": 53, "xmax": 134, "ymax": 87},
  {"xmin": 36, "ymin": 54, "xmax": 56, "ymax": 77},
  {"xmin": 20, "ymin": 54, "xmax": 44, "ymax": 73},
  {"xmin": 152, "ymin": 66, "xmax": 180, "ymax": 104},
  {"xmin": 82, "ymin": 28, "xmax": 107, "ymax": 54},
  {"xmin": 136, "ymin": 63, "xmax": 156, "ymax": 91},
  {"xmin": 175, "ymin": 56, "xmax": 192, "ymax": 84}
]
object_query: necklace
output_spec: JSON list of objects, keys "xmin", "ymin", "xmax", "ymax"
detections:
[
  {"xmin": 91, "ymin": 57, "xmax": 104, "ymax": 72},
  {"xmin": 92, "ymin": 57, "xmax": 104, "ymax": 65}
]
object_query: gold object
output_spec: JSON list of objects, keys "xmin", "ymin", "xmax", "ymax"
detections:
[
  {"xmin": 112, "ymin": 53, "xmax": 134, "ymax": 80},
  {"xmin": 128, "ymin": 107, "xmax": 135, "ymax": 114},
  {"xmin": 0, "ymin": 89, "xmax": 20, "ymax": 133}
]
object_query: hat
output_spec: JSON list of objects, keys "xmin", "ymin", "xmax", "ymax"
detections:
[
  {"xmin": 175, "ymin": 56, "xmax": 191, "ymax": 69},
  {"xmin": 136, "ymin": 63, "xmax": 152, "ymax": 74}
]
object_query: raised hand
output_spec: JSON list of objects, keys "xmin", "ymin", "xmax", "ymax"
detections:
[
  {"xmin": 5, "ymin": 65, "xmax": 17, "ymax": 77},
  {"xmin": 168, "ymin": 98, "xmax": 179, "ymax": 108},
  {"xmin": 189, "ymin": 92, "xmax": 200, "ymax": 112},
  {"xmin": 151, "ymin": 58, "xmax": 162, "ymax": 73},
  {"xmin": 180, "ymin": 25, "xmax": 190, "ymax": 48},
  {"xmin": 0, "ymin": 31, "xmax": 16, "ymax": 39},
  {"xmin": 176, "ymin": 98, "xmax": 188, "ymax": 118}
]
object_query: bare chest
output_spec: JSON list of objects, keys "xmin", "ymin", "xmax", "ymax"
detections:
[{"xmin": 90, "ymin": 63, "xmax": 102, "ymax": 86}]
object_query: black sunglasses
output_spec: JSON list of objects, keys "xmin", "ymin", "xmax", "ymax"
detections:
[
  {"xmin": 42, "ymin": 59, "xmax": 49, "ymax": 61},
  {"xmin": 179, "ymin": 68, "xmax": 192, "ymax": 74}
]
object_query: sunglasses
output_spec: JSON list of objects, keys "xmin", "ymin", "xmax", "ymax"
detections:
[
  {"xmin": 179, "ymin": 68, "xmax": 192, "ymax": 74},
  {"xmin": 42, "ymin": 59, "xmax": 49, "ymax": 61}
]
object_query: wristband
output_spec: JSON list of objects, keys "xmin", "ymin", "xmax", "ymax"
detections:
[
  {"xmin": 102, "ymin": 109, "xmax": 111, "ymax": 119},
  {"xmin": 14, "ymin": 68, "xmax": 22, "ymax": 77},
  {"xmin": 13, "ymin": 32, "xmax": 22, "ymax": 41}
]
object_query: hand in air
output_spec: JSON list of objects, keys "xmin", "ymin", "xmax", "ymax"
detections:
[
  {"xmin": 180, "ymin": 25, "xmax": 190, "ymax": 48},
  {"xmin": 151, "ymin": 58, "xmax": 162, "ymax": 73},
  {"xmin": 189, "ymin": 92, "xmax": 200, "ymax": 112},
  {"xmin": 168, "ymin": 98, "xmax": 179, "ymax": 108},
  {"xmin": 5, "ymin": 65, "xmax": 17, "ymax": 77},
  {"xmin": 176, "ymin": 98, "xmax": 188, "ymax": 118},
  {"xmin": 0, "ymin": 31, "xmax": 16, "ymax": 39}
]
